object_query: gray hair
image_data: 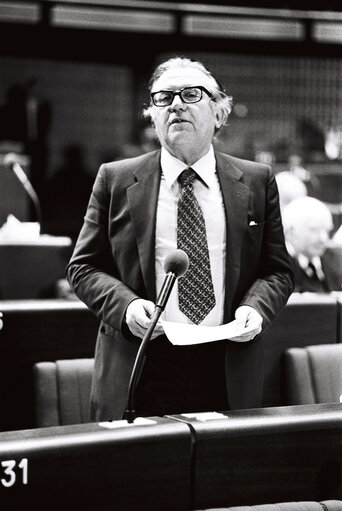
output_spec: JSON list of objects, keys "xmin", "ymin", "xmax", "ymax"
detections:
[
  {"xmin": 281, "ymin": 196, "xmax": 333, "ymax": 233},
  {"xmin": 143, "ymin": 57, "xmax": 232, "ymax": 131}
]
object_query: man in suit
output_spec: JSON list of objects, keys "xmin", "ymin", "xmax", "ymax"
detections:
[
  {"xmin": 281, "ymin": 195, "xmax": 341, "ymax": 292},
  {"xmin": 67, "ymin": 57, "xmax": 294, "ymax": 421}
]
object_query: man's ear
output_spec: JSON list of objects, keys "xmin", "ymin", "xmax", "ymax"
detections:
[{"xmin": 215, "ymin": 109, "xmax": 225, "ymax": 130}]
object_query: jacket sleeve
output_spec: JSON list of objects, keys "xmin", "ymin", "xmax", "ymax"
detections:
[
  {"xmin": 240, "ymin": 170, "xmax": 294, "ymax": 329},
  {"xmin": 66, "ymin": 164, "xmax": 139, "ymax": 333}
]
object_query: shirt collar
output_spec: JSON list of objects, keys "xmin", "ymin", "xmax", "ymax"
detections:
[
  {"xmin": 297, "ymin": 253, "xmax": 323, "ymax": 274},
  {"xmin": 286, "ymin": 242, "xmax": 323, "ymax": 273},
  {"xmin": 160, "ymin": 145, "xmax": 216, "ymax": 190},
  {"xmin": 299, "ymin": 254, "xmax": 326, "ymax": 281}
]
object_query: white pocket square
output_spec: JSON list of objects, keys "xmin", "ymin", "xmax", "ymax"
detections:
[{"xmin": 249, "ymin": 220, "xmax": 258, "ymax": 226}]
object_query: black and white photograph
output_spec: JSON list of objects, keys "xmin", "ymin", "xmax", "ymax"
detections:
[{"xmin": 0, "ymin": 1, "xmax": 342, "ymax": 509}]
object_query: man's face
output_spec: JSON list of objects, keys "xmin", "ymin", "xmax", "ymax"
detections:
[{"xmin": 150, "ymin": 66, "xmax": 223, "ymax": 164}]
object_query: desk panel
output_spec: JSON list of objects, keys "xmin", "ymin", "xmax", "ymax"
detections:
[
  {"xmin": 0, "ymin": 418, "xmax": 192, "ymax": 511},
  {"xmin": 176, "ymin": 403, "xmax": 342, "ymax": 509}
]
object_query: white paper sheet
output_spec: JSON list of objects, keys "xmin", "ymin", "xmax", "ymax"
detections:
[
  {"xmin": 161, "ymin": 319, "xmax": 255, "ymax": 345},
  {"xmin": 181, "ymin": 411, "xmax": 228, "ymax": 421},
  {"xmin": 98, "ymin": 417, "xmax": 156, "ymax": 429}
]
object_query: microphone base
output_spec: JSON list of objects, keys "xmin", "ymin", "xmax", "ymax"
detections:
[{"xmin": 124, "ymin": 409, "xmax": 136, "ymax": 424}]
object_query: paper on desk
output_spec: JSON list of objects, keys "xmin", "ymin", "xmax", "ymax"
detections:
[
  {"xmin": 161, "ymin": 319, "xmax": 255, "ymax": 345},
  {"xmin": 0, "ymin": 214, "xmax": 40, "ymax": 241}
]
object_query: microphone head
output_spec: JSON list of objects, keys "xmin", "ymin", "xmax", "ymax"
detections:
[
  {"xmin": 3, "ymin": 152, "xmax": 30, "ymax": 167},
  {"xmin": 164, "ymin": 249, "xmax": 189, "ymax": 278},
  {"xmin": 3, "ymin": 152, "xmax": 18, "ymax": 167}
]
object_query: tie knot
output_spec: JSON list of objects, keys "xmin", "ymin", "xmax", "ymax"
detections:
[{"xmin": 178, "ymin": 168, "xmax": 196, "ymax": 189}]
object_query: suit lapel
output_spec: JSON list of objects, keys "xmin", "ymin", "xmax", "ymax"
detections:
[
  {"xmin": 215, "ymin": 152, "xmax": 250, "ymax": 321},
  {"xmin": 126, "ymin": 151, "xmax": 161, "ymax": 302}
]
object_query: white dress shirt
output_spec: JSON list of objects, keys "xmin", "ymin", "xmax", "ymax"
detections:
[{"xmin": 155, "ymin": 145, "xmax": 226, "ymax": 325}]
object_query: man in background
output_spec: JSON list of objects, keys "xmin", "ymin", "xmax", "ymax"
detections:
[{"xmin": 282, "ymin": 196, "xmax": 341, "ymax": 292}]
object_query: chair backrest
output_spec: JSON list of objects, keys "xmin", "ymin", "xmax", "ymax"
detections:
[
  {"xmin": 285, "ymin": 344, "xmax": 342, "ymax": 405},
  {"xmin": 33, "ymin": 358, "xmax": 94, "ymax": 427}
]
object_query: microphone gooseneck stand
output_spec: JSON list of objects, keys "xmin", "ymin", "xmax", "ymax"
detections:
[
  {"xmin": 124, "ymin": 249, "xmax": 189, "ymax": 423},
  {"xmin": 12, "ymin": 161, "xmax": 43, "ymax": 233},
  {"xmin": 4, "ymin": 153, "xmax": 43, "ymax": 233}
]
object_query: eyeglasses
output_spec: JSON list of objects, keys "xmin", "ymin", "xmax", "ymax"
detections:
[{"xmin": 151, "ymin": 86, "xmax": 213, "ymax": 107}]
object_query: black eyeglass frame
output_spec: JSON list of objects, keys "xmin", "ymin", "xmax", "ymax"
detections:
[{"xmin": 151, "ymin": 85, "xmax": 214, "ymax": 107}]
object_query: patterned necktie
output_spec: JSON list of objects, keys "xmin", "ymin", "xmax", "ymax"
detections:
[{"xmin": 177, "ymin": 168, "xmax": 216, "ymax": 324}]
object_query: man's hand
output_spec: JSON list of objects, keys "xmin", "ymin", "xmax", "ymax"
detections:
[
  {"xmin": 125, "ymin": 299, "xmax": 164, "ymax": 340},
  {"xmin": 229, "ymin": 305, "xmax": 263, "ymax": 342}
]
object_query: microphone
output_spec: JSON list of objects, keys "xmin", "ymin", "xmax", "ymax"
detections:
[
  {"xmin": 155, "ymin": 249, "xmax": 189, "ymax": 309},
  {"xmin": 124, "ymin": 249, "xmax": 189, "ymax": 423},
  {"xmin": 4, "ymin": 152, "xmax": 43, "ymax": 234}
]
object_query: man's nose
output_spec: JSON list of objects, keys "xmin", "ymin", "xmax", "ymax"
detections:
[{"xmin": 169, "ymin": 94, "xmax": 186, "ymax": 111}]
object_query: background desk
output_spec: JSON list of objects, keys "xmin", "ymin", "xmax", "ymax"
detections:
[
  {"xmin": 0, "ymin": 237, "xmax": 73, "ymax": 299},
  {"xmin": 0, "ymin": 299, "xmax": 98, "ymax": 432}
]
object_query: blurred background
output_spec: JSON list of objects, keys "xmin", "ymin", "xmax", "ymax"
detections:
[{"xmin": 0, "ymin": 0, "xmax": 341, "ymax": 296}]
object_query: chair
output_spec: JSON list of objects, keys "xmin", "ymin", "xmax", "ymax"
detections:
[
  {"xmin": 285, "ymin": 344, "xmax": 342, "ymax": 405},
  {"xmin": 33, "ymin": 358, "xmax": 94, "ymax": 427}
]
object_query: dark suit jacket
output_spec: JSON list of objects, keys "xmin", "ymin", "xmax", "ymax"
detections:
[{"xmin": 67, "ymin": 149, "xmax": 294, "ymax": 421}]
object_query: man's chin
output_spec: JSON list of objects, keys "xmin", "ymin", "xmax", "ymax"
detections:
[
  {"xmin": 167, "ymin": 129, "xmax": 192, "ymax": 145},
  {"xmin": 169, "ymin": 123, "xmax": 191, "ymax": 134}
]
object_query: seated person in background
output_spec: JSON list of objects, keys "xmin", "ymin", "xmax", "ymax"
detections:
[
  {"xmin": 281, "ymin": 196, "xmax": 341, "ymax": 292},
  {"xmin": 275, "ymin": 170, "xmax": 308, "ymax": 212}
]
